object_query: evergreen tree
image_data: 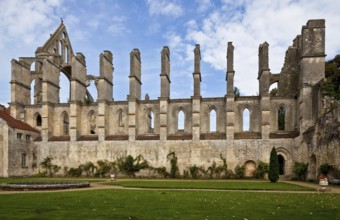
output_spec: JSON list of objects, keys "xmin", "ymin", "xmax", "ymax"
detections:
[{"xmin": 269, "ymin": 147, "xmax": 279, "ymax": 183}]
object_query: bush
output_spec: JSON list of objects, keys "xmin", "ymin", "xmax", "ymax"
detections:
[
  {"xmin": 234, "ymin": 165, "xmax": 245, "ymax": 179},
  {"xmin": 67, "ymin": 167, "xmax": 83, "ymax": 177},
  {"xmin": 39, "ymin": 157, "xmax": 61, "ymax": 177},
  {"xmin": 269, "ymin": 147, "xmax": 279, "ymax": 183},
  {"xmin": 188, "ymin": 165, "xmax": 199, "ymax": 178},
  {"xmin": 95, "ymin": 160, "xmax": 114, "ymax": 177},
  {"xmin": 319, "ymin": 163, "xmax": 331, "ymax": 176},
  {"xmin": 292, "ymin": 162, "xmax": 309, "ymax": 181},
  {"xmin": 255, "ymin": 161, "xmax": 269, "ymax": 179},
  {"xmin": 117, "ymin": 155, "xmax": 149, "ymax": 177},
  {"xmin": 167, "ymin": 152, "xmax": 179, "ymax": 178}
]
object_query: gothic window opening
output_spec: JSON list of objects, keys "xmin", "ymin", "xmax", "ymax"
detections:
[
  {"xmin": 36, "ymin": 114, "xmax": 42, "ymax": 127},
  {"xmin": 278, "ymin": 106, "xmax": 285, "ymax": 131},
  {"xmin": 242, "ymin": 108, "xmax": 250, "ymax": 132},
  {"xmin": 88, "ymin": 111, "xmax": 96, "ymax": 134},
  {"xmin": 59, "ymin": 72, "xmax": 70, "ymax": 103},
  {"xmin": 178, "ymin": 110, "xmax": 185, "ymax": 133},
  {"xmin": 148, "ymin": 110, "xmax": 155, "ymax": 133},
  {"xmin": 62, "ymin": 112, "xmax": 69, "ymax": 135},
  {"xmin": 209, "ymin": 109, "xmax": 217, "ymax": 132},
  {"xmin": 65, "ymin": 46, "xmax": 69, "ymax": 63},
  {"xmin": 30, "ymin": 79, "xmax": 35, "ymax": 105},
  {"xmin": 59, "ymin": 40, "xmax": 62, "ymax": 56}
]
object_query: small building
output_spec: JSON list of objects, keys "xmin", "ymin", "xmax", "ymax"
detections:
[{"xmin": 0, "ymin": 105, "xmax": 39, "ymax": 177}]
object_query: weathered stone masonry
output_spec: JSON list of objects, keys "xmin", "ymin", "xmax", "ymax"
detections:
[{"xmin": 3, "ymin": 19, "xmax": 339, "ymax": 178}]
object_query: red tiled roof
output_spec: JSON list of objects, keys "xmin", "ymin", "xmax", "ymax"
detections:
[{"xmin": 0, "ymin": 109, "xmax": 40, "ymax": 133}]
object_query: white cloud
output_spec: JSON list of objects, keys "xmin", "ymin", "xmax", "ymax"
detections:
[
  {"xmin": 146, "ymin": 0, "xmax": 183, "ymax": 17},
  {"xmin": 178, "ymin": 0, "xmax": 340, "ymax": 95},
  {"xmin": 196, "ymin": 0, "xmax": 213, "ymax": 13}
]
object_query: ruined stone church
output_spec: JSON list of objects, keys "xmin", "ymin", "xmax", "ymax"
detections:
[{"xmin": 1, "ymin": 19, "xmax": 339, "ymax": 178}]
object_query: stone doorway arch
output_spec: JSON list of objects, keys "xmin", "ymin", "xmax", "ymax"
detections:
[
  {"xmin": 244, "ymin": 160, "xmax": 256, "ymax": 177},
  {"xmin": 278, "ymin": 155, "xmax": 285, "ymax": 175},
  {"xmin": 276, "ymin": 147, "xmax": 292, "ymax": 177}
]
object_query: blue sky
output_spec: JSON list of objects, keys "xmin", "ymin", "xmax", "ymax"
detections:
[{"xmin": 1, "ymin": 0, "xmax": 340, "ymax": 105}]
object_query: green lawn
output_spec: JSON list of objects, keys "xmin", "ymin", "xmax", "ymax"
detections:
[
  {"xmin": 111, "ymin": 180, "xmax": 315, "ymax": 191},
  {"xmin": 0, "ymin": 189, "xmax": 339, "ymax": 219}
]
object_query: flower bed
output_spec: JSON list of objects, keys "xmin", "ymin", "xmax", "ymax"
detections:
[{"xmin": 0, "ymin": 182, "xmax": 90, "ymax": 191}]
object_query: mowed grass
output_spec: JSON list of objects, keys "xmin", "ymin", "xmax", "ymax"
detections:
[
  {"xmin": 0, "ymin": 189, "xmax": 339, "ymax": 219},
  {"xmin": 111, "ymin": 180, "xmax": 315, "ymax": 191}
]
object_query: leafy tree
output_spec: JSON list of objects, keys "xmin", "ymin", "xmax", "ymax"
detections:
[
  {"xmin": 269, "ymin": 147, "xmax": 279, "ymax": 183},
  {"xmin": 167, "ymin": 152, "xmax": 179, "ymax": 178},
  {"xmin": 323, "ymin": 55, "xmax": 340, "ymax": 99},
  {"xmin": 270, "ymin": 87, "xmax": 278, "ymax": 96},
  {"xmin": 255, "ymin": 161, "xmax": 269, "ymax": 179},
  {"xmin": 40, "ymin": 156, "xmax": 61, "ymax": 177},
  {"xmin": 292, "ymin": 162, "xmax": 309, "ymax": 181},
  {"xmin": 234, "ymin": 165, "xmax": 245, "ymax": 178},
  {"xmin": 233, "ymin": 87, "xmax": 240, "ymax": 97}
]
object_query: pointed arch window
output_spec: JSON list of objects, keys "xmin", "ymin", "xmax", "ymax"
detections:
[
  {"xmin": 35, "ymin": 113, "xmax": 42, "ymax": 127},
  {"xmin": 147, "ymin": 110, "xmax": 155, "ymax": 133},
  {"xmin": 243, "ymin": 108, "xmax": 250, "ymax": 132},
  {"xmin": 178, "ymin": 110, "xmax": 185, "ymax": 133},
  {"xmin": 278, "ymin": 106, "xmax": 285, "ymax": 131},
  {"xmin": 209, "ymin": 109, "xmax": 217, "ymax": 132},
  {"xmin": 88, "ymin": 111, "xmax": 96, "ymax": 134}
]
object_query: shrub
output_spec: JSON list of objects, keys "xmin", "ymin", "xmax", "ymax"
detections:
[
  {"xmin": 188, "ymin": 165, "xmax": 200, "ymax": 179},
  {"xmin": 67, "ymin": 166, "xmax": 83, "ymax": 177},
  {"xmin": 269, "ymin": 147, "xmax": 279, "ymax": 183},
  {"xmin": 117, "ymin": 155, "xmax": 148, "ymax": 177},
  {"xmin": 96, "ymin": 160, "xmax": 114, "ymax": 177},
  {"xmin": 234, "ymin": 165, "xmax": 245, "ymax": 179},
  {"xmin": 319, "ymin": 163, "xmax": 331, "ymax": 176},
  {"xmin": 167, "ymin": 152, "xmax": 179, "ymax": 178},
  {"xmin": 292, "ymin": 162, "xmax": 309, "ymax": 181},
  {"xmin": 255, "ymin": 161, "xmax": 269, "ymax": 179},
  {"xmin": 81, "ymin": 162, "xmax": 96, "ymax": 177},
  {"xmin": 39, "ymin": 157, "xmax": 61, "ymax": 177}
]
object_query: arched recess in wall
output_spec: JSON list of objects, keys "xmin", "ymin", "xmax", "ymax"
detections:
[
  {"xmin": 278, "ymin": 106, "xmax": 285, "ymax": 131},
  {"xmin": 34, "ymin": 113, "xmax": 42, "ymax": 127},
  {"xmin": 209, "ymin": 108, "xmax": 217, "ymax": 132},
  {"xmin": 244, "ymin": 160, "xmax": 256, "ymax": 177},
  {"xmin": 117, "ymin": 109, "xmax": 124, "ymax": 127},
  {"xmin": 276, "ymin": 147, "xmax": 292, "ymax": 176},
  {"xmin": 88, "ymin": 110, "xmax": 96, "ymax": 134},
  {"xmin": 242, "ymin": 108, "xmax": 250, "ymax": 132},
  {"xmin": 147, "ymin": 109, "xmax": 155, "ymax": 133},
  {"xmin": 178, "ymin": 109, "xmax": 185, "ymax": 133},
  {"xmin": 61, "ymin": 111, "xmax": 69, "ymax": 135}
]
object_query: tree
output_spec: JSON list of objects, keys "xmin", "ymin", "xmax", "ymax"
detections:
[
  {"xmin": 268, "ymin": 147, "xmax": 279, "ymax": 182},
  {"xmin": 323, "ymin": 55, "xmax": 340, "ymax": 99},
  {"xmin": 270, "ymin": 87, "xmax": 278, "ymax": 96},
  {"xmin": 233, "ymin": 87, "xmax": 240, "ymax": 97}
]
